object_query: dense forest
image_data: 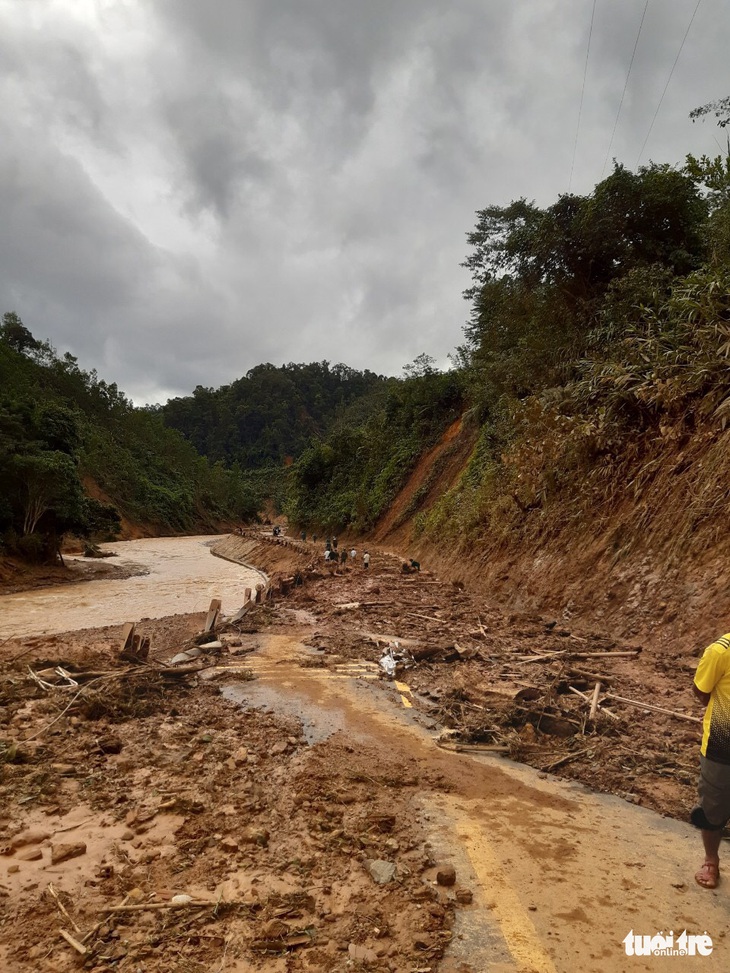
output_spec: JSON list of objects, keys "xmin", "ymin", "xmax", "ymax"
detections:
[
  {"xmin": 4, "ymin": 101, "xmax": 729, "ymax": 564},
  {"xmin": 0, "ymin": 316, "xmax": 259, "ymax": 562},
  {"xmin": 160, "ymin": 357, "xmax": 464, "ymax": 532}
]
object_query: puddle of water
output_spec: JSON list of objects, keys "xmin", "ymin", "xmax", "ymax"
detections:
[
  {"xmin": 221, "ymin": 683, "xmax": 347, "ymax": 744},
  {"xmin": 0, "ymin": 536, "xmax": 263, "ymax": 638}
]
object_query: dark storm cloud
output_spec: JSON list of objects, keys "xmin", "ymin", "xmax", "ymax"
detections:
[{"xmin": 0, "ymin": 0, "xmax": 728, "ymax": 403}]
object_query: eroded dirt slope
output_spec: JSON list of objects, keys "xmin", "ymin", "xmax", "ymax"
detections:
[{"xmin": 369, "ymin": 416, "xmax": 730, "ymax": 662}]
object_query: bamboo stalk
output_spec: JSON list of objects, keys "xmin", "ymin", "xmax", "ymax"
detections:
[
  {"xmin": 514, "ymin": 651, "xmax": 568, "ymax": 665},
  {"xmin": 541, "ymin": 747, "xmax": 594, "ymax": 772},
  {"xmin": 565, "ymin": 665, "xmax": 614, "ymax": 684},
  {"xmin": 589, "ymin": 682, "xmax": 601, "ymax": 721},
  {"xmin": 59, "ymin": 929, "xmax": 87, "ymax": 956},
  {"xmin": 567, "ymin": 685, "xmax": 619, "ymax": 721},
  {"xmin": 603, "ymin": 692, "xmax": 701, "ymax": 724},
  {"xmin": 98, "ymin": 900, "xmax": 219, "ymax": 914},
  {"xmin": 437, "ymin": 741, "xmax": 510, "ymax": 754},
  {"xmin": 48, "ymin": 884, "xmax": 82, "ymax": 934},
  {"xmin": 572, "ymin": 651, "xmax": 640, "ymax": 659}
]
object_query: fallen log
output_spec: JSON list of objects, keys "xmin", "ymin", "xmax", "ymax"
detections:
[
  {"xmin": 159, "ymin": 663, "xmax": 205, "ymax": 677},
  {"xmin": 410, "ymin": 645, "xmax": 445, "ymax": 662}
]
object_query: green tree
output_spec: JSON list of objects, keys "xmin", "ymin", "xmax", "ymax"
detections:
[{"xmin": 1, "ymin": 312, "xmax": 39, "ymax": 354}]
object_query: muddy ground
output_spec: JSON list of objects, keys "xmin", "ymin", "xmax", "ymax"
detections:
[
  {"xmin": 220, "ymin": 531, "xmax": 702, "ymax": 822},
  {"xmin": 0, "ymin": 530, "xmax": 708, "ymax": 972}
]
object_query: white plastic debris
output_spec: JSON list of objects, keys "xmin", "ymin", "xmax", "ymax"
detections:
[{"xmin": 378, "ymin": 641, "xmax": 413, "ymax": 678}]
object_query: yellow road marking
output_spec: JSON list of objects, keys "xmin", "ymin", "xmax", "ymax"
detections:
[
  {"xmin": 395, "ymin": 680, "xmax": 411, "ymax": 694},
  {"xmin": 451, "ymin": 804, "xmax": 558, "ymax": 973},
  {"xmin": 400, "ymin": 694, "xmax": 413, "ymax": 708}
]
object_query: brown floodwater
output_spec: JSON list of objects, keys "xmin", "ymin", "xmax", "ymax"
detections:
[{"xmin": 0, "ymin": 536, "xmax": 263, "ymax": 639}]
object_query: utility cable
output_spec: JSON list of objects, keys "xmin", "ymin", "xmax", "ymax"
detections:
[
  {"xmin": 636, "ymin": 0, "xmax": 703, "ymax": 167},
  {"xmin": 569, "ymin": 0, "xmax": 598, "ymax": 193},
  {"xmin": 601, "ymin": 0, "xmax": 649, "ymax": 179}
]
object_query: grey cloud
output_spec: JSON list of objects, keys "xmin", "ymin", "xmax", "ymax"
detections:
[{"xmin": 0, "ymin": 0, "xmax": 728, "ymax": 403}]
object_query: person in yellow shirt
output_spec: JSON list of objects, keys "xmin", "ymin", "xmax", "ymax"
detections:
[{"xmin": 692, "ymin": 632, "xmax": 730, "ymax": 889}]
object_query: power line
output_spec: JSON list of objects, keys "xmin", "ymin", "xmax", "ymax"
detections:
[
  {"xmin": 569, "ymin": 0, "xmax": 598, "ymax": 193},
  {"xmin": 636, "ymin": 0, "xmax": 703, "ymax": 168},
  {"xmin": 601, "ymin": 0, "xmax": 649, "ymax": 179}
]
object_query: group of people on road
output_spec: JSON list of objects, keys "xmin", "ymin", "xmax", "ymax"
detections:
[{"xmin": 323, "ymin": 544, "xmax": 369, "ymax": 569}]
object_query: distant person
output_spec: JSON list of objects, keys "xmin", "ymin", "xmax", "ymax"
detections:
[
  {"xmin": 350, "ymin": 548, "xmax": 356, "ymax": 561},
  {"xmin": 692, "ymin": 631, "xmax": 730, "ymax": 889},
  {"xmin": 301, "ymin": 531, "xmax": 306, "ymax": 541},
  {"xmin": 324, "ymin": 549, "xmax": 331, "ymax": 562},
  {"xmin": 363, "ymin": 551, "xmax": 370, "ymax": 570},
  {"xmin": 332, "ymin": 537, "xmax": 338, "ymax": 550},
  {"xmin": 325, "ymin": 538, "xmax": 331, "ymax": 551},
  {"xmin": 410, "ymin": 559, "xmax": 420, "ymax": 572},
  {"xmin": 340, "ymin": 549, "xmax": 347, "ymax": 564}
]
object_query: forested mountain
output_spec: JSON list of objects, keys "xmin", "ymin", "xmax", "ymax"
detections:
[
  {"xmin": 160, "ymin": 362, "xmax": 388, "ymax": 467},
  {"xmin": 0, "ymin": 316, "xmax": 258, "ymax": 562}
]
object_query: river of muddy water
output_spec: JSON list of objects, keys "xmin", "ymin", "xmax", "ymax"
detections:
[{"xmin": 0, "ymin": 536, "xmax": 263, "ymax": 639}]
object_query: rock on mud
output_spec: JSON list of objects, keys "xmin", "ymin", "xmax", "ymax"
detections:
[
  {"xmin": 51, "ymin": 842, "xmax": 87, "ymax": 865},
  {"xmin": 364, "ymin": 859, "xmax": 396, "ymax": 884}
]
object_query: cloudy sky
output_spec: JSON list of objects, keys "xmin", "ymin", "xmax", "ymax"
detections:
[{"xmin": 1, "ymin": 0, "xmax": 728, "ymax": 404}]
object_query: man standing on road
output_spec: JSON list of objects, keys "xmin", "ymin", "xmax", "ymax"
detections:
[
  {"xmin": 692, "ymin": 632, "xmax": 730, "ymax": 888},
  {"xmin": 363, "ymin": 551, "xmax": 370, "ymax": 570}
]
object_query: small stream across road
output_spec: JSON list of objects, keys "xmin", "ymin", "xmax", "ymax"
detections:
[{"xmin": 2, "ymin": 536, "xmax": 729, "ymax": 970}]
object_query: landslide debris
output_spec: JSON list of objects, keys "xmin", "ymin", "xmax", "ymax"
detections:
[
  {"xmin": 0, "ymin": 611, "xmax": 457, "ymax": 973},
  {"xmin": 237, "ymin": 530, "xmax": 702, "ymax": 822}
]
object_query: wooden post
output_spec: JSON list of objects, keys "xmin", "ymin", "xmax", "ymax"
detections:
[
  {"xmin": 120, "ymin": 623, "xmax": 135, "ymax": 652},
  {"xmin": 204, "ymin": 598, "xmax": 222, "ymax": 633}
]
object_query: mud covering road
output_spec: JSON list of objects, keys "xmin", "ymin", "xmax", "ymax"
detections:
[{"xmin": 0, "ymin": 531, "xmax": 727, "ymax": 971}]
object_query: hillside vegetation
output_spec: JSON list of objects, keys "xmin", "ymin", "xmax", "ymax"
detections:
[{"xmin": 0, "ymin": 318, "xmax": 258, "ymax": 562}]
